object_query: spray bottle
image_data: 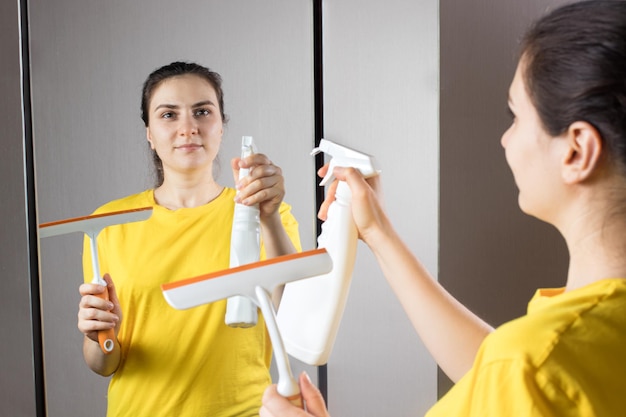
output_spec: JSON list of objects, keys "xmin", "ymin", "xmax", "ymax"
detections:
[
  {"xmin": 276, "ymin": 139, "xmax": 380, "ymax": 365},
  {"xmin": 225, "ymin": 136, "xmax": 261, "ymax": 328}
]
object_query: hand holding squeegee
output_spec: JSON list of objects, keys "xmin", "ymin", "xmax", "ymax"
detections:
[{"xmin": 39, "ymin": 207, "xmax": 153, "ymax": 354}]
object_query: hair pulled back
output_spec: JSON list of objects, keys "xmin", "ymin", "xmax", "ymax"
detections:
[{"xmin": 521, "ymin": 0, "xmax": 626, "ymax": 170}]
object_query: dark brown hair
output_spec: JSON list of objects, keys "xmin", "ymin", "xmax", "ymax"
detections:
[{"xmin": 520, "ymin": 0, "xmax": 626, "ymax": 171}]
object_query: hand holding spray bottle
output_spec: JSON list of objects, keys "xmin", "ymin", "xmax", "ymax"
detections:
[
  {"xmin": 225, "ymin": 136, "xmax": 261, "ymax": 328},
  {"xmin": 277, "ymin": 139, "xmax": 380, "ymax": 365}
]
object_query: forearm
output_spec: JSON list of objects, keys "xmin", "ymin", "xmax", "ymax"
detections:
[
  {"xmin": 365, "ymin": 221, "xmax": 493, "ymax": 382},
  {"xmin": 83, "ymin": 336, "xmax": 121, "ymax": 377},
  {"xmin": 260, "ymin": 211, "xmax": 297, "ymax": 258}
]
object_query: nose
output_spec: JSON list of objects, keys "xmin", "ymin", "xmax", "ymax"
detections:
[
  {"xmin": 500, "ymin": 127, "xmax": 510, "ymax": 149},
  {"xmin": 178, "ymin": 114, "xmax": 198, "ymax": 137}
]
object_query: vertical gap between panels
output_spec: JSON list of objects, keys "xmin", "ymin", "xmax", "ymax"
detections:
[
  {"xmin": 312, "ymin": 0, "xmax": 328, "ymax": 406},
  {"xmin": 19, "ymin": 0, "xmax": 47, "ymax": 415}
]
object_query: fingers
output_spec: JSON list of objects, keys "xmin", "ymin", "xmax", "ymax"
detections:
[
  {"xmin": 317, "ymin": 163, "xmax": 329, "ymax": 180},
  {"xmin": 260, "ymin": 373, "xmax": 329, "ymax": 417},
  {"xmin": 317, "ymin": 179, "xmax": 337, "ymax": 221},
  {"xmin": 260, "ymin": 385, "xmax": 285, "ymax": 417},
  {"xmin": 315, "ymin": 165, "xmax": 387, "ymax": 245},
  {"xmin": 232, "ymin": 154, "xmax": 285, "ymax": 216},
  {"xmin": 331, "ymin": 166, "xmax": 368, "ymax": 189},
  {"xmin": 78, "ymin": 283, "xmax": 113, "ymax": 313},
  {"xmin": 232, "ymin": 152, "xmax": 275, "ymax": 184},
  {"xmin": 317, "ymin": 164, "xmax": 368, "ymax": 221},
  {"xmin": 299, "ymin": 372, "xmax": 329, "ymax": 416},
  {"xmin": 77, "ymin": 299, "xmax": 119, "ymax": 339},
  {"xmin": 260, "ymin": 383, "xmax": 312, "ymax": 417},
  {"xmin": 321, "ymin": 165, "xmax": 382, "ymax": 203},
  {"xmin": 78, "ymin": 281, "xmax": 107, "ymax": 297},
  {"xmin": 317, "ymin": 164, "xmax": 333, "ymax": 221},
  {"xmin": 102, "ymin": 273, "xmax": 122, "ymax": 318},
  {"xmin": 77, "ymin": 279, "xmax": 120, "ymax": 341}
]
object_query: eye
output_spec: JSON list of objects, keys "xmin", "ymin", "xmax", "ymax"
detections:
[
  {"xmin": 161, "ymin": 111, "xmax": 175, "ymax": 120},
  {"xmin": 194, "ymin": 108, "xmax": 210, "ymax": 117}
]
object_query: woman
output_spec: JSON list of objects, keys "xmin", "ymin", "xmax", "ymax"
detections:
[
  {"xmin": 77, "ymin": 61, "xmax": 301, "ymax": 416},
  {"xmin": 261, "ymin": 1, "xmax": 626, "ymax": 416}
]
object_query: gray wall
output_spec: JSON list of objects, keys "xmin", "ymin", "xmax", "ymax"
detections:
[{"xmin": 0, "ymin": 1, "xmax": 38, "ymax": 416}]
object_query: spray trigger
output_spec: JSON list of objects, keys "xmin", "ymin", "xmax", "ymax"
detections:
[{"xmin": 312, "ymin": 139, "xmax": 381, "ymax": 186}]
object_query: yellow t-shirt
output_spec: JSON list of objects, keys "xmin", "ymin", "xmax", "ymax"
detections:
[
  {"xmin": 426, "ymin": 278, "xmax": 626, "ymax": 417},
  {"xmin": 83, "ymin": 188, "xmax": 301, "ymax": 417}
]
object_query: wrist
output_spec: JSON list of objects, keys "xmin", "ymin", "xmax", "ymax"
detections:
[
  {"xmin": 260, "ymin": 210, "xmax": 282, "ymax": 232},
  {"xmin": 363, "ymin": 216, "xmax": 395, "ymax": 251}
]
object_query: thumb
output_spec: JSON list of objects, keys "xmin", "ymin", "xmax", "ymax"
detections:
[
  {"xmin": 102, "ymin": 273, "xmax": 122, "ymax": 318},
  {"xmin": 300, "ymin": 372, "xmax": 329, "ymax": 416}
]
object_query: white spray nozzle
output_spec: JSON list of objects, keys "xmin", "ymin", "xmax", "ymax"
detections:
[
  {"xmin": 239, "ymin": 136, "xmax": 256, "ymax": 179},
  {"xmin": 311, "ymin": 139, "xmax": 381, "ymax": 186},
  {"xmin": 242, "ymin": 135, "xmax": 255, "ymax": 155},
  {"xmin": 239, "ymin": 136, "xmax": 256, "ymax": 171}
]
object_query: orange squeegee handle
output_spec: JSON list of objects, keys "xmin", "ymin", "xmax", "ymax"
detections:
[{"xmin": 95, "ymin": 287, "xmax": 116, "ymax": 354}]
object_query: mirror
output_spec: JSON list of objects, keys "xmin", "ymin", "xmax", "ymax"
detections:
[
  {"xmin": 31, "ymin": 1, "xmax": 316, "ymax": 415},
  {"xmin": 17, "ymin": 0, "xmax": 574, "ymax": 414}
]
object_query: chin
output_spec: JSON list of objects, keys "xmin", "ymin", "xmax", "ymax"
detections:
[
  {"xmin": 517, "ymin": 196, "xmax": 532, "ymax": 216},
  {"xmin": 518, "ymin": 200, "xmax": 552, "ymax": 225}
]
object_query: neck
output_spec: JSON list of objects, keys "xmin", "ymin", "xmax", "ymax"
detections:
[
  {"xmin": 154, "ymin": 173, "xmax": 223, "ymax": 210},
  {"xmin": 560, "ymin": 208, "xmax": 626, "ymax": 292}
]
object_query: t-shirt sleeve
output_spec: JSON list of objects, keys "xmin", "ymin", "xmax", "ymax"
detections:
[{"xmin": 426, "ymin": 359, "xmax": 579, "ymax": 417}]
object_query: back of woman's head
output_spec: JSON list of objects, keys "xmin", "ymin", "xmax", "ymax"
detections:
[
  {"xmin": 140, "ymin": 61, "xmax": 227, "ymax": 127},
  {"xmin": 521, "ymin": 0, "xmax": 626, "ymax": 170}
]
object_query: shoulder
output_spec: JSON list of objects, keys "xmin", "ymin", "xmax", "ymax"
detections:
[
  {"xmin": 482, "ymin": 279, "xmax": 626, "ymax": 366},
  {"xmin": 473, "ymin": 280, "xmax": 626, "ymax": 407},
  {"xmin": 221, "ymin": 187, "xmax": 237, "ymax": 200},
  {"xmin": 479, "ymin": 313, "xmax": 553, "ymax": 367},
  {"xmin": 430, "ymin": 280, "xmax": 626, "ymax": 417},
  {"xmin": 92, "ymin": 190, "xmax": 154, "ymax": 215}
]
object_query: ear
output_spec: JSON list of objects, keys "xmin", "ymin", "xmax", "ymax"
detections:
[
  {"xmin": 146, "ymin": 127, "xmax": 155, "ymax": 150},
  {"xmin": 561, "ymin": 121, "xmax": 603, "ymax": 184}
]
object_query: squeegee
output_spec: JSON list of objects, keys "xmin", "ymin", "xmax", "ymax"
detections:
[
  {"xmin": 161, "ymin": 248, "xmax": 333, "ymax": 408},
  {"xmin": 39, "ymin": 206, "xmax": 153, "ymax": 354}
]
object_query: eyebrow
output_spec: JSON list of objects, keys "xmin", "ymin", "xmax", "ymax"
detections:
[{"xmin": 153, "ymin": 100, "xmax": 217, "ymax": 112}]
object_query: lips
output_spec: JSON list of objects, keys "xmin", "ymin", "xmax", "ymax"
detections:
[{"xmin": 175, "ymin": 143, "xmax": 203, "ymax": 151}]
